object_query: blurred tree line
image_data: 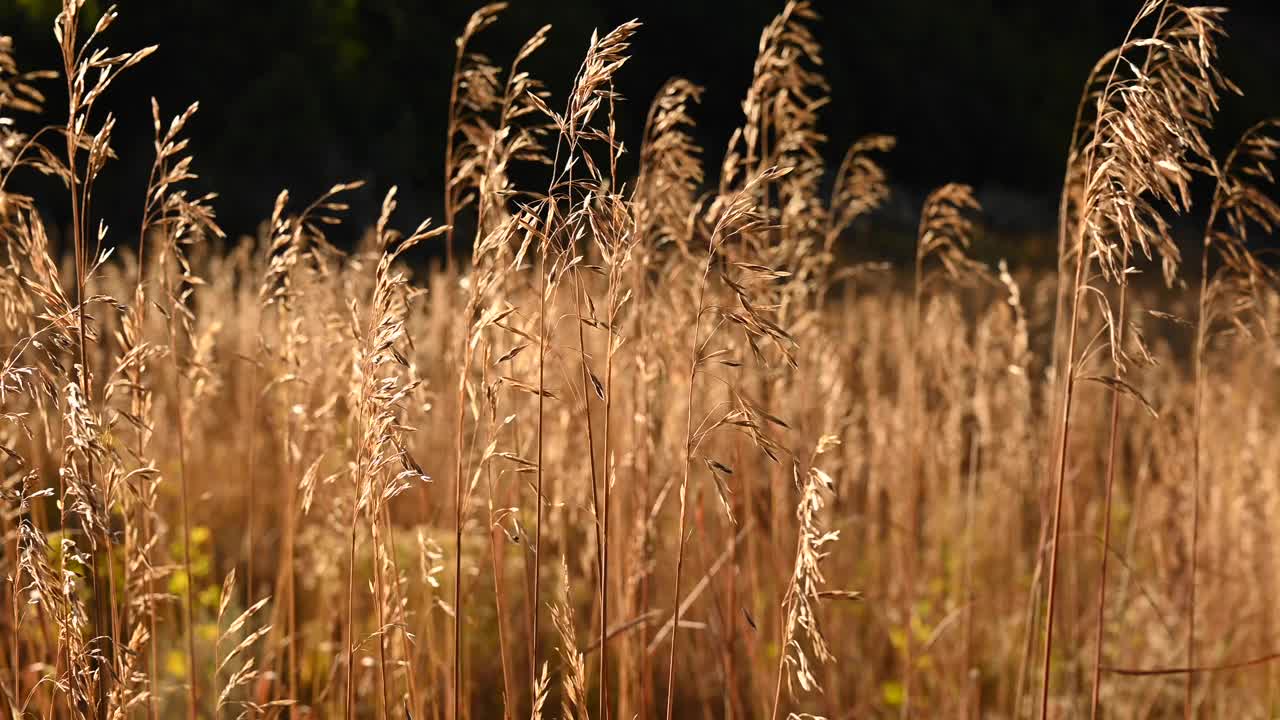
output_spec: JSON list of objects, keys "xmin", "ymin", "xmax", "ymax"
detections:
[{"xmin": 2, "ymin": 0, "xmax": 1278, "ymax": 259}]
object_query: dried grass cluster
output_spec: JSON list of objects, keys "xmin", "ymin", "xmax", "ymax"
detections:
[{"xmin": 1, "ymin": 2, "xmax": 1279, "ymax": 719}]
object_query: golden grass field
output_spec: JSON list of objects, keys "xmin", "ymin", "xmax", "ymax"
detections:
[{"xmin": 2, "ymin": 1, "xmax": 1280, "ymax": 718}]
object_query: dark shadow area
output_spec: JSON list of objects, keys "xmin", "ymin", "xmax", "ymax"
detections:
[{"xmin": 2, "ymin": 0, "xmax": 1278, "ymax": 261}]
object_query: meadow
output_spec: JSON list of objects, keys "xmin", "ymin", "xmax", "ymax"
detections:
[{"xmin": 2, "ymin": 1, "xmax": 1279, "ymax": 718}]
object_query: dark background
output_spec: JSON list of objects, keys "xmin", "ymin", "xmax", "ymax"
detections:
[{"xmin": 3, "ymin": 0, "xmax": 1279, "ymax": 263}]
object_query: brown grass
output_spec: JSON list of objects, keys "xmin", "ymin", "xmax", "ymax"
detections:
[{"xmin": 2, "ymin": 1, "xmax": 1279, "ymax": 719}]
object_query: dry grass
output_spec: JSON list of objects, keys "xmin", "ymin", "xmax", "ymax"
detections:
[{"xmin": 2, "ymin": 1, "xmax": 1280, "ymax": 719}]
